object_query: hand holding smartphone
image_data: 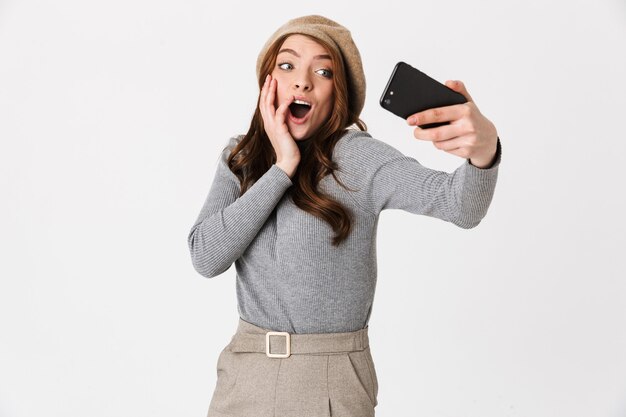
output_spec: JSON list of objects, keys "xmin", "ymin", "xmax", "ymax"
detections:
[{"xmin": 379, "ymin": 61, "xmax": 467, "ymax": 129}]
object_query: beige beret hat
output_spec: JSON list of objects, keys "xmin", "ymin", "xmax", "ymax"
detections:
[{"xmin": 255, "ymin": 15, "xmax": 366, "ymax": 119}]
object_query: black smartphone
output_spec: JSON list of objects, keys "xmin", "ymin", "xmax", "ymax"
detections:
[{"xmin": 379, "ymin": 61, "xmax": 467, "ymax": 129}]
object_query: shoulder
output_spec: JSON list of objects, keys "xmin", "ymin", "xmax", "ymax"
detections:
[
  {"xmin": 224, "ymin": 134, "xmax": 245, "ymax": 153},
  {"xmin": 334, "ymin": 129, "xmax": 407, "ymax": 168},
  {"xmin": 328, "ymin": 129, "xmax": 414, "ymax": 216},
  {"xmin": 217, "ymin": 134, "xmax": 245, "ymax": 162},
  {"xmin": 212, "ymin": 135, "xmax": 245, "ymax": 183}
]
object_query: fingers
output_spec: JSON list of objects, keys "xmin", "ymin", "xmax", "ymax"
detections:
[
  {"xmin": 265, "ymin": 76, "xmax": 277, "ymax": 112},
  {"xmin": 412, "ymin": 122, "xmax": 464, "ymax": 144},
  {"xmin": 260, "ymin": 75, "xmax": 272, "ymax": 117},
  {"xmin": 276, "ymin": 95, "xmax": 294, "ymax": 125},
  {"xmin": 259, "ymin": 74, "xmax": 293, "ymax": 139},
  {"xmin": 407, "ymin": 103, "xmax": 468, "ymax": 127},
  {"xmin": 445, "ymin": 79, "xmax": 474, "ymax": 103},
  {"xmin": 408, "ymin": 80, "xmax": 490, "ymax": 161},
  {"xmin": 259, "ymin": 74, "xmax": 271, "ymax": 121},
  {"xmin": 260, "ymin": 75, "xmax": 280, "ymax": 133},
  {"xmin": 420, "ymin": 131, "xmax": 465, "ymax": 154},
  {"xmin": 260, "ymin": 74, "xmax": 294, "ymax": 125},
  {"xmin": 260, "ymin": 74, "xmax": 284, "ymax": 118},
  {"xmin": 431, "ymin": 133, "xmax": 477, "ymax": 159}
]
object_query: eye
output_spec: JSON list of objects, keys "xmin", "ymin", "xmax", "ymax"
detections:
[
  {"xmin": 278, "ymin": 62, "xmax": 293, "ymax": 70},
  {"xmin": 316, "ymin": 68, "xmax": 333, "ymax": 78}
]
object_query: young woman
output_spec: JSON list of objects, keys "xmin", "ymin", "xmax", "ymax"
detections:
[{"xmin": 188, "ymin": 15, "xmax": 502, "ymax": 417}]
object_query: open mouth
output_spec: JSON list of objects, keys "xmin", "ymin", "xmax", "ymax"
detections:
[{"xmin": 289, "ymin": 100, "xmax": 312, "ymax": 120}]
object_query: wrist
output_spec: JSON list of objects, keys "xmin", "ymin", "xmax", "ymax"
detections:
[
  {"xmin": 275, "ymin": 161, "xmax": 299, "ymax": 178},
  {"xmin": 470, "ymin": 137, "xmax": 499, "ymax": 169},
  {"xmin": 469, "ymin": 154, "xmax": 496, "ymax": 169}
]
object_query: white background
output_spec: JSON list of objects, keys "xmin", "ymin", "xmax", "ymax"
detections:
[{"xmin": 1, "ymin": 1, "xmax": 625, "ymax": 416}]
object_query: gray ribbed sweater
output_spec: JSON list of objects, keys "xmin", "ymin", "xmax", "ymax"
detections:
[{"xmin": 188, "ymin": 129, "xmax": 502, "ymax": 334}]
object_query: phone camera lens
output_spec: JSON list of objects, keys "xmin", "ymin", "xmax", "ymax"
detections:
[{"xmin": 384, "ymin": 98, "xmax": 391, "ymax": 105}]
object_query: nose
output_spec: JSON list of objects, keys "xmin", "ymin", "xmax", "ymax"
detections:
[{"xmin": 292, "ymin": 71, "xmax": 312, "ymax": 91}]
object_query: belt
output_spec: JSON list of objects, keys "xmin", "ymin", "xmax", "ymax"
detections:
[{"xmin": 229, "ymin": 327, "xmax": 370, "ymax": 359}]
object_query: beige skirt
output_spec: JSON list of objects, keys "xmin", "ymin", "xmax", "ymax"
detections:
[{"xmin": 206, "ymin": 317, "xmax": 379, "ymax": 417}]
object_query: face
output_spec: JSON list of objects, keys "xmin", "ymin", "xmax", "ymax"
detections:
[{"xmin": 270, "ymin": 34, "xmax": 335, "ymax": 141}]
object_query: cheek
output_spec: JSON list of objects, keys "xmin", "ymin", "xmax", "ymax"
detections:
[
  {"xmin": 270, "ymin": 68, "xmax": 283, "ymax": 82},
  {"xmin": 322, "ymin": 87, "xmax": 334, "ymax": 105},
  {"xmin": 319, "ymin": 92, "xmax": 334, "ymax": 116},
  {"xmin": 271, "ymin": 73, "xmax": 287, "ymax": 95}
]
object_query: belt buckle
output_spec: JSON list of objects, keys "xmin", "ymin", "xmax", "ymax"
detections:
[{"xmin": 265, "ymin": 331, "xmax": 291, "ymax": 358}]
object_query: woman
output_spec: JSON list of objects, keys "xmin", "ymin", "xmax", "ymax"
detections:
[{"xmin": 188, "ymin": 15, "xmax": 502, "ymax": 417}]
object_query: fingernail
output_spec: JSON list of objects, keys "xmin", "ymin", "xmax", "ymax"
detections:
[
  {"xmin": 265, "ymin": 74, "xmax": 270, "ymax": 82},
  {"xmin": 407, "ymin": 116, "xmax": 416, "ymax": 125}
]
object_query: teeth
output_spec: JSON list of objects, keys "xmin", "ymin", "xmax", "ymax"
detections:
[{"xmin": 293, "ymin": 99, "xmax": 311, "ymax": 107}]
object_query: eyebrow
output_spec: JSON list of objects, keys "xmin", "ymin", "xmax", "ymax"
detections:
[{"xmin": 278, "ymin": 48, "xmax": 332, "ymax": 61}]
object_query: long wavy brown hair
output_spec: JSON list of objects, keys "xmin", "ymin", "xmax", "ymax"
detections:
[{"xmin": 225, "ymin": 33, "xmax": 367, "ymax": 246}]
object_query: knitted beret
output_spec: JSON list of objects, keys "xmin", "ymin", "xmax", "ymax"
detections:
[{"xmin": 255, "ymin": 15, "xmax": 366, "ymax": 119}]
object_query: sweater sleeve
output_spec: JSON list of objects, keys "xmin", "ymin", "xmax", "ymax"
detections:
[
  {"xmin": 187, "ymin": 136, "xmax": 294, "ymax": 278},
  {"xmin": 369, "ymin": 136, "xmax": 502, "ymax": 228}
]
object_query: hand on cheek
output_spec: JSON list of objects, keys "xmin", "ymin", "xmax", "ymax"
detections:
[{"xmin": 259, "ymin": 74, "xmax": 301, "ymax": 169}]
